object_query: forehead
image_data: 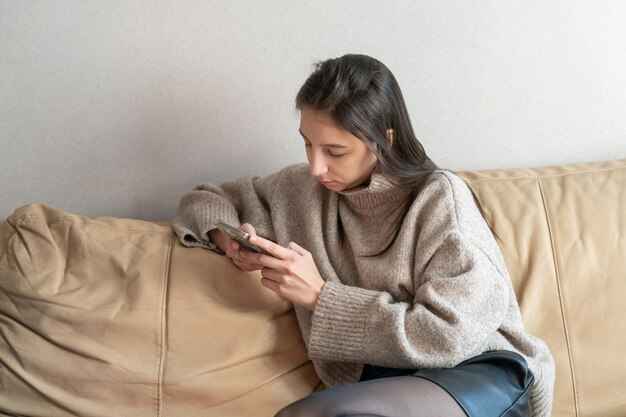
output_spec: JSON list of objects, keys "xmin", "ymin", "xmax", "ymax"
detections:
[
  {"xmin": 299, "ymin": 107, "xmax": 363, "ymax": 146},
  {"xmin": 299, "ymin": 107, "xmax": 337, "ymax": 130}
]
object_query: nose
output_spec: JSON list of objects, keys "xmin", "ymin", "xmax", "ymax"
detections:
[{"xmin": 308, "ymin": 152, "xmax": 328, "ymax": 177}]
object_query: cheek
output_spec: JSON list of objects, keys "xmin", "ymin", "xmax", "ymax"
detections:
[
  {"xmin": 338, "ymin": 158, "xmax": 364, "ymax": 180},
  {"xmin": 358, "ymin": 150, "xmax": 377, "ymax": 169}
]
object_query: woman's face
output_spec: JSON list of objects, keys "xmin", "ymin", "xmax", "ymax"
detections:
[{"xmin": 299, "ymin": 106, "xmax": 378, "ymax": 192}]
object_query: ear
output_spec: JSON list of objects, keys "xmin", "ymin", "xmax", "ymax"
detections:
[{"xmin": 386, "ymin": 128, "xmax": 394, "ymax": 148}]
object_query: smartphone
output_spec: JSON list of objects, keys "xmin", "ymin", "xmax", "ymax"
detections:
[{"xmin": 214, "ymin": 219, "xmax": 271, "ymax": 255}]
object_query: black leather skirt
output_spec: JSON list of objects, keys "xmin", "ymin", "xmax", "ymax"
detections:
[{"xmin": 360, "ymin": 350, "xmax": 534, "ymax": 417}]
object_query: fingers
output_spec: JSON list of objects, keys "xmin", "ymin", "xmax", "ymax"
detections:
[
  {"xmin": 239, "ymin": 223, "xmax": 257, "ymax": 237},
  {"xmin": 259, "ymin": 267, "xmax": 284, "ymax": 293},
  {"xmin": 224, "ymin": 239, "xmax": 238, "ymax": 259},
  {"xmin": 249, "ymin": 235, "xmax": 292, "ymax": 260},
  {"xmin": 227, "ymin": 240, "xmax": 263, "ymax": 271},
  {"xmin": 231, "ymin": 234, "xmax": 311, "ymax": 275},
  {"xmin": 237, "ymin": 246, "xmax": 281, "ymax": 270},
  {"xmin": 288, "ymin": 241, "xmax": 309, "ymax": 257},
  {"xmin": 260, "ymin": 276, "xmax": 280, "ymax": 292}
]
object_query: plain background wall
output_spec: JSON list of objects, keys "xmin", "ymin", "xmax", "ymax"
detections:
[{"xmin": 1, "ymin": 1, "xmax": 625, "ymax": 221}]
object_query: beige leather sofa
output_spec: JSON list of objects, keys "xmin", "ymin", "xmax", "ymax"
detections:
[{"xmin": 1, "ymin": 158, "xmax": 624, "ymax": 417}]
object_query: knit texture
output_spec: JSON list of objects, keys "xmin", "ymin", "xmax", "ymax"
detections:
[{"xmin": 173, "ymin": 163, "xmax": 555, "ymax": 417}]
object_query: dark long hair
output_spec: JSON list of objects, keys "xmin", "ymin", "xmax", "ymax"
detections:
[
  {"xmin": 296, "ymin": 54, "xmax": 439, "ymax": 254},
  {"xmin": 296, "ymin": 54, "xmax": 438, "ymax": 185}
]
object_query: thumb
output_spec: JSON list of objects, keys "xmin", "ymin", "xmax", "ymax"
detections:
[
  {"xmin": 288, "ymin": 241, "xmax": 308, "ymax": 256},
  {"xmin": 239, "ymin": 223, "xmax": 257, "ymax": 237}
]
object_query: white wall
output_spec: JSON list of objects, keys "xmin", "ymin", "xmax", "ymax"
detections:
[{"xmin": 1, "ymin": 1, "xmax": 625, "ymax": 221}]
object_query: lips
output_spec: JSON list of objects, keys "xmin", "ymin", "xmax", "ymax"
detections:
[{"xmin": 319, "ymin": 179, "xmax": 334, "ymax": 185}]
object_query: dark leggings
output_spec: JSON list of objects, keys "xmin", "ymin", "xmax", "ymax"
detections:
[{"xmin": 274, "ymin": 375, "xmax": 467, "ymax": 417}]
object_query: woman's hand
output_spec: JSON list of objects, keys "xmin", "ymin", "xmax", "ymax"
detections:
[
  {"xmin": 209, "ymin": 223, "xmax": 264, "ymax": 272},
  {"xmin": 238, "ymin": 235, "xmax": 325, "ymax": 311}
]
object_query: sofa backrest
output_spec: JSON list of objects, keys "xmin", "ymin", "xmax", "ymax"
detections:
[{"xmin": 459, "ymin": 159, "xmax": 626, "ymax": 417}]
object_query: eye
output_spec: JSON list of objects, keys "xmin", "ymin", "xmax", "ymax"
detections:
[{"xmin": 328, "ymin": 151, "xmax": 346, "ymax": 158}]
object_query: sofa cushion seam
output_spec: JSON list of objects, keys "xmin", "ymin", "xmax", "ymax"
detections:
[
  {"xmin": 462, "ymin": 163, "xmax": 626, "ymax": 184},
  {"xmin": 537, "ymin": 177, "xmax": 580, "ymax": 416},
  {"xmin": 10, "ymin": 214, "xmax": 171, "ymax": 234},
  {"xmin": 155, "ymin": 234, "xmax": 173, "ymax": 416}
]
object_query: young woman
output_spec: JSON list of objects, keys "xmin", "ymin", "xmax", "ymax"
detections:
[{"xmin": 173, "ymin": 54, "xmax": 555, "ymax": 417}]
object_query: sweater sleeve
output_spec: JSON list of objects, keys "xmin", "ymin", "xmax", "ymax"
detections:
[
  {"xmin": 308, "ymin": 173, "xmax": 511, "ymax": 369},
  {"xmin": 172, "ymin": 171, "xmax": 282, "ymax": 252}
]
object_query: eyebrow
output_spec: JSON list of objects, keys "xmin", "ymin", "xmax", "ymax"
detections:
[{"xmin": 298, "ymin": 129, "xmax": 350, "ymax": 149}]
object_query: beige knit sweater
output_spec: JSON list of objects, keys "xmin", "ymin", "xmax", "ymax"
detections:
[{"xmin": 173, "ymin": 163, "xmax": 555, "ymax": 417}]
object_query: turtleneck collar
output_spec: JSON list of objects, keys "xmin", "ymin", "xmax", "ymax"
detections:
[{"xmin": 336, "ymin": 168, "xmax": 411, "ymax": 215}]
